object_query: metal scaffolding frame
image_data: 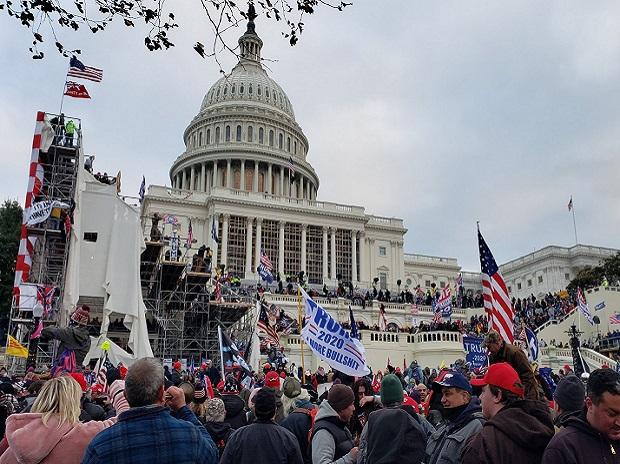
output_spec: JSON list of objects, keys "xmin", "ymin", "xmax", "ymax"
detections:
[
  {"xmin": 140, "ymin": 242, "xmax": 254, "ymax": 364},
  {"xmin": 8, "ymin": 113, "xmax": 82, "ymax": 371}
]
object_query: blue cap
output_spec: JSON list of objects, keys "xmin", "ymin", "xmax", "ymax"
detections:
[{"xmin": 433, "ymin": 371, "xmax": 472, "ymax": 393}]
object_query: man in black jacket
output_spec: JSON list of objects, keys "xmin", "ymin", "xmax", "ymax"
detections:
[
  {"xmin": 220, "ymin": 387, "xmax": 303, "ymax": 464},
  {"xmin": 542, "ymin": 368, "xmax": 620, "ymax": 464}
]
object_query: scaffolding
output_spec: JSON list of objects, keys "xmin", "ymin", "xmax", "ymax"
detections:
[
  {"xmin": 8, "ymin": 113, "xmax": 82, "ymax": 371},
  {"xmin": 140, "ymin": 241, "xmax": 254, "ymax": 364}
]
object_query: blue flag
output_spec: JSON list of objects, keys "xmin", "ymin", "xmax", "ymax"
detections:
[
  {"xmin": 349, "ymin": 306, "xmax": 359, "ymax": 340},
  {"xmin": 525, "ymin": 327, "xmax": 539, "ymax": 361}
]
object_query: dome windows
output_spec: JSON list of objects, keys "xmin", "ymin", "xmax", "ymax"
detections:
[
  {"xmin": 216, "ymin": 87, "xmax": 220, "ymax": 97},
  {"xmin": 294, "ymin": 141, "xmax": 297, "ymax": 155},
  {"xmin": 240, "ymin": 84, "xmax": 244, "ymax": 94},
  {"xmin": 278, "ymin": 133, "xmax": 283, "ymax": 149},
  {"xmin": 225, "ymin": 125, "xmax": 231, "ymax": 142},
  {"xmin": 223, "ymin": 86, "xmax": 228, "ymax": 96},
  {"xmin": 248, "ymin": 126, "xmax": 253, "ymax": 142},
  {"xmin": 259, "ymin": 128, "xmax": 264, "ymax": 144},
  {"xmin": 269, "ymin": 130, "xmax": 274, "ymax": 147},
  {"xmin": 266, "ymin": 88, "xmax": 269, "ymax": 98},
  {"xmin": 215, "ymin": 127, "xmax": 220, "ymax": 143},
  {"xmin": 206, "ymin": 129, "xmax": 211, "ymax": 145},
  {"xmin": 287, "ymin": 136, "xmax": 291, "ymax": 152},
  {"xmin": 249, "ymin": 84, "xmax": 253, "ymax": 95},
  {"xmin": 257, "ymin": 86, "xmax": 261, "ymax": 96},
  {"xmin": 199, "ymin": 131, "xmax": 202, "ymax": 146},
  {"xmin": 236, "ymin": 125, "xmax": 242, "ymax": 142}
]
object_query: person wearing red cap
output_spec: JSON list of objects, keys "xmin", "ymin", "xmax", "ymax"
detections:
[
  {"xmin": 482, "ymin": 330, "xmax": 540, "ymax": 400},
  {"xmin": 461, "ymin": 362, "xmax": 554, "ymax": 464}
]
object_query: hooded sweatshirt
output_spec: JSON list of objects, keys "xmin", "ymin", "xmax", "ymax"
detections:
[
  {"xmin": 0, "ymin": 380, "xmax": 127, "ymax": 464},
  {"xmin": 461, "ymin": 399, "xmax": 554, "ymax": 464},
  {"xmin": 222, "ymin": 393, "xmax": 248, "ymax": 430},
  {"xmin": 311, "ymin": 400, "xmax": 355, "ymax": 464},
  {"xmin": 542, "ymin": 410, "xmax": 620, "ymax": 464}
]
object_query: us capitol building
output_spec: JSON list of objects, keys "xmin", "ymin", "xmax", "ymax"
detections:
[{"xmin": 140, "ymin": 17, "xmax": 616, "ymax": 329}]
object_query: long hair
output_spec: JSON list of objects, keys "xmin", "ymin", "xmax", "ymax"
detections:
[{"xmin": 31, "ymin": 376, "xmax": 82, "ymax": 426}]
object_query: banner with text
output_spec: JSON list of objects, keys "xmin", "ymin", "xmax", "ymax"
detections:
[
  {"xmin": 300, "ymin": 286, "xmax": 370, "ymax": 377},
  {"xmin": 463, "ymin": 335, "xmax": 487, "ymax": 370}
]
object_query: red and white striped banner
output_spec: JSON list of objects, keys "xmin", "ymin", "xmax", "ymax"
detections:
[{"xmin": 13, "ymin": 112, "xmax": 47, "ymax": 305}]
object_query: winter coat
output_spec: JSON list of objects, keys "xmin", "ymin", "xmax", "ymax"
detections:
[
  {"xmin": 222, "ymin": 393, "xmax": 248, "ymax": 430},
  {"xmin": 311, "ymin": 400, "xmax": 355, "ymax": 464},
  {"xmin": 41, "ymin": 325, "xmax": 91, "ymax": 366},
  {"xmin": 359, "ymin": 405, "xmax": 427, "ymax": 464},
  {"xmin": 220, "ymin": 419, "xmax": 303, "ymax": 464},
  {"xmin": 489, "ymin": 342, "xmax": 539, "ymax": 400},
  {"xmin": 81, "ymin": 404, "xmax": 217, "ymax": 464},
  {"xmin": 204, "ymin": 421, "xmax": 233, "ymax": 458},
  {"xmin": 281, "ymin": 407, "xmax": 316, "ymax": 464},
  {"xmin": 461, "ymin": 399, "xmax": 554, "ymax": 464},
  {"xmin": 0, "ymin": 381, "xmax": 127, "ymax": 464},
  {"xmin": 542, "ymin": 410, "xmax": 620, "ymax": 464},
  {"xmin": 425, "ymin": 398, "xmax": 485, "ymax": 464}
]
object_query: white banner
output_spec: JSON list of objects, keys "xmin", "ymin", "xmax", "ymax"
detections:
[
  {"xmin": 300, "ymin": 287, "xmax": 370, "ymax": 377},
  {"xmin": 26, "ymin": 200, "xmax": 69, "ymax": 226}
]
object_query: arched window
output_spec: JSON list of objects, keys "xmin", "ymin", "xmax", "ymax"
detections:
[
  {"xmin": 269, "ymin": 130, "xmax": 274, "ymax": 147},
  {"xmin": 198, "ymin": 131, "xmax": 202, "ymax": 146},
  {"xmin": 225, "ymin": 126, "xmax": 231, "ymax": 142},
  {"xmin": 278, "ymin": 133, "xmax": 283, "ymax": 149},
  {"xmin": 294, "ymin": 141, "xmax": 297, "ymax": 154},
  {"xmin": 216, "ymin": 87, "xmax": 220, "ymax": 97},
  {"xmin": 236, "ymin": 125, "xmax": 242, "ymax": 142},
  {"xmin": 287, "ymin": 137, "xmax": 291, "ymax": 152},
  {"xmin": 258, "ymin": 172, "xmax": 265, "ymax": 191},
  {"xmin": 249, "ymin": 84, "xmax": 253, "ymax": 94},
  {"xmin": 266, "ymin": 88, "xmax": 270, "ymax": 98},
  {"xmin": 248, "ymin": 126, "xmax": 253, "ymax": 142},
  {"xmin": 259, "ymin": 127, "xmax": 264, "ymax": 144},
  {"xmin": 192, "ymin": 134, "xmax": 196, "ymax": 148},
  {"xmin": 240, "ymin": 84, "xmax": 244, "ymax": 94},
  {"xmin": 233, "ymin": 169, "xmax": 241, "ymax": 189},
  {"xmin": 232, "ymin": 84, "xmax": 236, "ymax": 94},
  {"xmin": 206, "ymin": 129, "xmax": 211, "ymax": 144},
  {"xmin": 215, "ymin": 127, "xmax": 220, "ymax": 143},
  {"xmin": 257, "ymin": 86, "xmax": 262, "ymax": 96},
  {"xmin": 223, "ymin": 86, "xmax": 227, "ymax": 95}
]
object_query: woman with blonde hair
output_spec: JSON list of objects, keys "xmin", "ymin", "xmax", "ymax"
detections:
[{"xmin": 0, "ymin": 375, "xmax": 127, "ymax": 463}]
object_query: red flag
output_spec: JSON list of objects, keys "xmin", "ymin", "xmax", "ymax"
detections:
[{"xmin": 64, "ymin": 81, "xmax": 91, "ymax": 99}]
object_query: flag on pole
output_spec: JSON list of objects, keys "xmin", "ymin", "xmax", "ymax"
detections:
[
  {"xmin": 287, "ymin": 156, "xmax": 296, "ymax": 176},
  {"xmin": 6, "ymin": 335, "xmax": 28, "ymax": 358},
  {"xmin": 258, "ymin": 250, "xmax": 274, "ymax": 284},
  {"xmin": 64, "ymin": 81, "xmax": 91, "ymax": 99},
  {"xmin": 478, "ymin": 228, "xmax": 514, "ymax": 343},
  {"xmin": 67, "ymin": 56, "xmax": 103, "ymax": 82},
  {"xmin": 349, "ymin": 306, "xmax": 359, "ymax": 340},
  {"xmin": 256, "ymin": 302, "xmax": 281, "ymax": 349},
  {"xmin": 609, "ymin": 314, "xmax": 620, "ymax": 325},
  {"xmin": 219, "ymin": 327, "xmax": 252, "ymax": 377},
  {"xmin": 567, "ymin": 196, "xmax": 573, "ymax": 211},
  {"xmin": 211, "ymin": 217, "xmax": 219, "ymax": 244},
  {"xmin": 525, "ymin": 327, "xmax": 539, "ymax": 362},
  {"xmin": 185, "ymin": 219, "xmax": 193, "ymax": 249},
  {"xmin": 577, "ymin": 288, "xmax": 594, "ymax": 325},
  {"xmin": 139, "ymin": 176, "xmax": 145, "ymax": 203}
]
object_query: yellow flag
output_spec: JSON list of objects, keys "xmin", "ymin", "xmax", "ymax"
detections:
[
  {"xmin": 6, "ymin": 335, "xmax": 28, "ymax": 358},
  {"xmin": 439, "ymin": 359, "xmax": 447, "ymax": 370}
]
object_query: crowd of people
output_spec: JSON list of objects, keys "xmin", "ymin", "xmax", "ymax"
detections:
[{"xmin": 0, "ymin": 325, "xmax": 617, "ymax": 463}]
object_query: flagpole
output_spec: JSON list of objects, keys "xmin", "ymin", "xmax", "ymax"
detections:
[
  {"xmin": 59, "ymin": 63, "xmax": 70, "ymax": 115},
  {"xmin": 218, "ymin": 325, "xmax": 225, "ymax": 380},
  {"xmin": 571, "ymin": 202, "xmax": 578, "ymax": 245},
  {"xmin": 297, "ymin": 285, "xmax": 305, "ymax": 383}
]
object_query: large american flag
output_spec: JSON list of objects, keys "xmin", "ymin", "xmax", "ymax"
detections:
[
  {"xmin": 287, "ymin": 156, "xmax": 296, "ymax": 176},
  {"xmin": 258, "ymin": 250, "xmax": 274, "ymax": 283},
  {"xmin": 478, "ymin": 229, "xmax": 514, "ymax": 343},
  {"xmin": 67, "ymin": 56, "xmax": 103, "ymax": 82}
]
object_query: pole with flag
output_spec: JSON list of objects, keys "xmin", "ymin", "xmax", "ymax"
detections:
[
  {"xmin": 139, "ymin": 176, "xmax": 146, "ymax": 204},
  {"xmin": 478, "ymin": 223, "xmax": 514, "ymax": 343},
  {"xmin": 298, "ymin": 285, "xmax": 305, "ymax": 383},
  {"xmin": 568, "ymin": 196, "xmax": 578, "ymax": 245}
]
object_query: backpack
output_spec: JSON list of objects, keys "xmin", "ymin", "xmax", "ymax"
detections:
[{"xmin": 292, "ymin": 407, "xmax": 319, "ymax": 458}]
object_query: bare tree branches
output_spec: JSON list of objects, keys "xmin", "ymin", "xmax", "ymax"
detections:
[{"xmin": 0, "ymin": 0, "xmax": 351, "ymax": 61}]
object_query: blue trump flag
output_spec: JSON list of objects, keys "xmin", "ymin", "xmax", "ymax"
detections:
[{"xmin": 463, "ymin": 335, "xmax": 488, "ymax": 369}]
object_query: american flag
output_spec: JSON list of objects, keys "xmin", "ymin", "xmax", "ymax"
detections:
[
  {"xmin": 256, "ymin": 302, "xmax": 281, "ymax": 348},
  {"xmin": 577, "ymin": 288, "xmax": 594, "ymax": 325},
  {"xmin": 478, "ymin": 228, "xmax": 514, "ymax": 343},
  {"xmin": 67, "ymin": 56, "xmax": 103, "ymax": 82},
  {"xmin": 609, "ymin": 313, "xmax": 620, "ymax": 325},
  {"xmin": 139, "ymin": 176, "xmax": 145, "ymax": 203},
  {"xmin": 258, "ymin": 250, "xmax": 274, "ymax": 283},
  {"xmin": 287, "ymin": 156, "xmax": 296, "ymax": 176},
  {"xmin": 95, "ymin": 356, "xmax": 114, "ymax": 390},
  {"xmin": 185, "ymin": 219, "xmax": 193, "ymax": 248}
]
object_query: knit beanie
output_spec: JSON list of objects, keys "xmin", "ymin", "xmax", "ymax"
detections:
[
  {"xmin": 69, "ymin": 373, "xmax": 87, "ymax": 393},
  {"xmin": 381, "ymin": 374, "xmax": 404, "ymax": 405},
  {"xmin": 283, "ymin": 376, "xmax": 302, "ymax": 399},
  {"xmin": 254, "ymin": 387, "xmax": 277, "ymax": 420},
  {"xmin": 554, "ymin": 374, "xmax": 585, "ymax": 412},
  {"xmin": 70, "ymin": 305, "xmax": 90, "ymax": 325},
  {"xmin": 204, "ymin": 397, "xmax": 226, "ymax": 423},
  {"xmin": 327, "ymin": 384, "xmax": 354, "ymax": 412}
]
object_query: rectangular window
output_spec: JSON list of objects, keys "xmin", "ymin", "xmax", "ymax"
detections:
[
  {"xmin": 83, "ymin": 232, "xmax": 98, "ymax": 242},
  {"xmin": 378, "ymin": 246, "xmax": 387, "ymax": 256},
  {"xmin": 425, "ymin": 280, "xmax": 431, "ymax": 287},
  {"xmin": 306, "ymin": 225, "xmax": 323, "ymax": 284},
  {"xmin": 565, "ymin": 273, "xmax": 570, "ymax": 280},
  {"xmin": 440, "ymin": 281, "xmax": 446, "ymax": 288},
  {"xmin": 538, "ymin": 276, "xmax": 543, "ymax": 284},
  {"xmin": 284, "ymin": 223, "xmax": 301, "ymax": 277},
  {"xmin": 517, "ymin": 282, "xmax": 522, "ymax": 290},
  {"xmin": 527, "ymin": 279, "xmax": 532, "ymax": 287},
  {"xmin": 335, "ymin": 229, "xmax": 352, "ymax": 284}
]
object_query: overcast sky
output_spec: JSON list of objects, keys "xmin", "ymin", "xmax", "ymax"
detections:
[{"xmin": 1, "ymin": 1, "xmax": 619, "ymax": 271}]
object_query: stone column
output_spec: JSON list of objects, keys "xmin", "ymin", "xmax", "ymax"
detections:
[
  {"xmin": 245, "ymin": 217, "xmax": 253, "ymax": 279},
  {"xmin": 330, "ymin": 228, "xmax": 337, "ymax": 281},
  {"xmin": 300, "ymin": 177, "xmax": 305, "ymax": 199},
  {"xmin": 253, "ymin": 160, "xmax": 259, "ymax": 192},
  {"xmin": 240, "ymin": 160, "xmax": 245, "ymax": 190},
  {"xmin": 278, "ymin": 221, "xmax": 285, "ymax": 277},
  {"xmin": 301, "ymin": 224, "xmax": 307, "ymax": 275},
  {"xmin": 226, "ymin": 160, "xmax": 232, "ymax": 188},
  {"xmin": 181, "ymin": 170, "xmax": 187, "ymax": 190},
  {"xmin": 201, "ymin": 162, "xmax": 206, "ymax": 192},
  {"xmin": 221, "ymin": 214, "xmax": 229, "ymax": 267},
  {"xmin": 267, "ymin": 163, "xmax": 272, "ymax": 194},
  {"xmin": 322, "ymin": 227, "xmax": 329, "ymax": 283},
  {"xmin": 390, "ymin": 240, "xmax": 397, "ymax": 288},
  {"xmin": 212, "ymin": 161, "xmax": 218, "ymax": 189},
  {"xmin": 190, "ymin": 166, "xmax": 195, "ymax": 191},
  {"xmin": 358, "ymin": 232, "xmax": 366, "ymax": 286},
  {"xmin": 351, "ymin": 230, "xmax": 358, "ymax": 284},
  {"xmin": 368, "ymin": 238, "xmax": 375, "ymax": 282},
  {"xmin": 254, "ymin": 218, "xmax": 262, "ymax": 271},
  {"xmin": 279, "ymin": 166, "xmax": 284, "ymax": 196}
]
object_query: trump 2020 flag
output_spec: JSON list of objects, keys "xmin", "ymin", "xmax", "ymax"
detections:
[{"xmin": 300, "ymin": 286, "xmax": 369, "ymax": 377}]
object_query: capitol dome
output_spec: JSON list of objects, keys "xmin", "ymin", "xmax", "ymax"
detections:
[{"xmin": 170, "ymin": 15, "xmax": 319, "ymax": 200}]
